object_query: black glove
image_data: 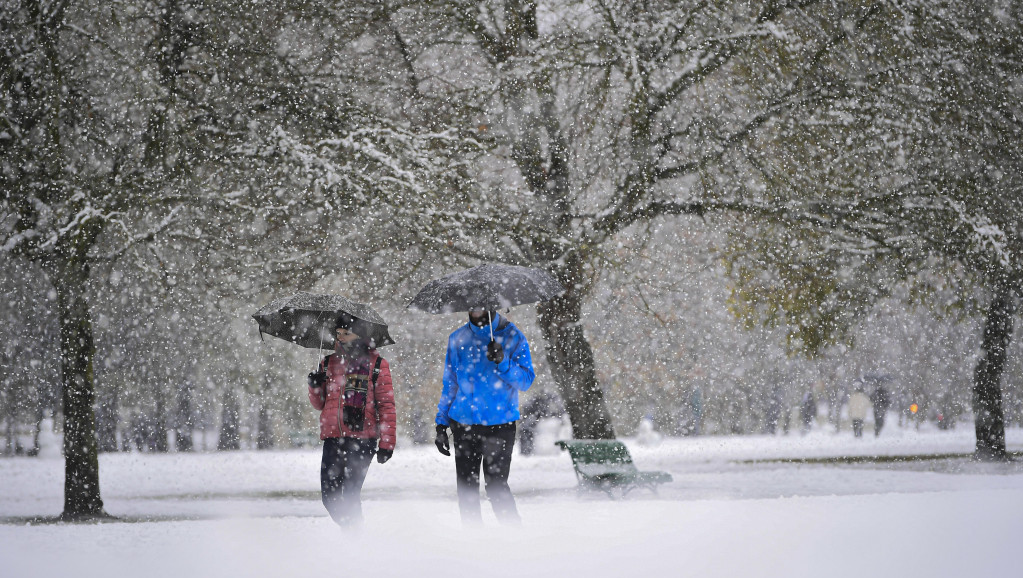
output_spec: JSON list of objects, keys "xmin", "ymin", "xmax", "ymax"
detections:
[
  {"xmin": 435, "ymin": 424, "xmax": 450, "ymax": 456},
  {"xmin": 486, "ymin": 339, "xmax": 504, "ymax": 364},
  {"xmin": 376, "ymin": 448, "xmax": 393, "ymax": 464},
  {"xmin": 307, "ymin": 371, "xmax": 327, "ymax": 389}
]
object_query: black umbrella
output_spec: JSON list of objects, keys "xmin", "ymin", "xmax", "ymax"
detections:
[
  {"xmin": 407, "ymin": 263, "xmax": 564, "ymax": 314},
  {"xmin": 253, "ymin": 292, "xmax": 395, "ymax": 350}
]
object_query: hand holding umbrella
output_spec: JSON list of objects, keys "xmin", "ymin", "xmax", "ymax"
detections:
[{"xmin": 486, "ymin": 338, "xmax": 504, "ymax": 363}]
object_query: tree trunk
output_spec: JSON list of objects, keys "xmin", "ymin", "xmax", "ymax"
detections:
[
  {"xmin": 3, "ymin": 402, "xmax": 12, "ymax": 456},
  {"xmin": 29, "ymin": 400, "xmax": 43, "ymax": 457},
  {"xmin": 526, "ymin": 89, "xmax": 615, "ymax": 440},
  {"xmin": 256, "ymin": 377, "xmax": 274, "ymax": 450},
  {"xmin": 536, "ymin": 254, "xmax": 615, "ymax": 439},
  {"xmin": 50, "ymin": 257, "xmax": 107, "ymax": 520},
  {"xmin": 218, "ymin": 388, "xmax": 241, "ymax": 451},
  {"xmin": 973, "ymin": 282, "xmax": 1014, "ymax": 461},
  {"xmin": 175, "ymin": 383, "xmax": 194, "ymax": 452},
  {"xmin": 256, "ymin": 404, "xmax": 274, "ymax": 450},
  {"xmin": 1, "ymin": 373, "xmax": 12, "ymax": 456},
  {"xmin": 153, "ymin": 389, "xmax": 169, "ymax": 452},
  {"xmin": 95, "ymin": 386, "xmax": 119, "ymax": 453}
]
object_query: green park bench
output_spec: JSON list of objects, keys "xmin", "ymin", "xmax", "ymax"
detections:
[{"xmin": 555, "ymin": 439, "xmax": 673, "ymax": 497}]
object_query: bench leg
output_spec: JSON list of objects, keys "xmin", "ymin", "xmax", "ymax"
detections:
[
  {"xmin": 602, "ymin": 480, "xmax": 628, "ymax": 500},
  {"xmin": 578, "ymin": 478, "xmax": 620, "ymax": 499}
]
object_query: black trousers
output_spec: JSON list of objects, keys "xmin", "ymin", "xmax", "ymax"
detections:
[
  {"xmin": 874, "ymin": 412, "xmax": 886, "ymax": 436},
  {"xmin": 451, "ymin": 421, "xmax": 520, "ymax": 524},
  {"xmin": 321, "ymin": 437, "xmax": 377, "ymax": 526}
]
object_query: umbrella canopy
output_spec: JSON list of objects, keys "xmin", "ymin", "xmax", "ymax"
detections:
[
  {"xmin": 407, "ymin": 263, "xmax": 564, "ymax": 314},
  {"xmin": 253, "ymin": 292, "xmax": 395, "ymax": 349}
]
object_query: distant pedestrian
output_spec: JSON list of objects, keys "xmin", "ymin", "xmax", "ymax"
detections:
[
  {"xmin": 307, "ymin": 313, "xmax": 396, "ymax": 527},
  {"xmin": 871, "ymin": 383, "xmax": 891, "ymax": 437},
  {"xmin": 434, "ymin": 309, "xmax": 535, "ymax": 525},
  {"xmin": 847, "ymin": 386, "xmax": 871, "ymax": 438}
]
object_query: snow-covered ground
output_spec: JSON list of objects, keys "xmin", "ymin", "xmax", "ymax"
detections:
[{"xmin": 2, "ymin": 425, "xmax": 1022, "ymax": 578}]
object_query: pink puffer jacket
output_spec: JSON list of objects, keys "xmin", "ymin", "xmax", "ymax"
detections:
[{"xmin": 308, "ymin": 351, "xmax": 396, "ymax": 451}]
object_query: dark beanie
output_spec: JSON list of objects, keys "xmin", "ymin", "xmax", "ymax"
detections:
[{"xmin": 335, "ymin": 312, "xmax": 356, "ymax": 331}]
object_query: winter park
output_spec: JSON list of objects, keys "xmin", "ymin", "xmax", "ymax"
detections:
[{"xmin": 3, "ymin": 1, "xmax": 1023, "ymax": 577}]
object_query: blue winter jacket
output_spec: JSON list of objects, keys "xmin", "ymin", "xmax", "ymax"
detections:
[{"xmin": 435, "ymin": 313, "xmax": 535, "ymax": 426}]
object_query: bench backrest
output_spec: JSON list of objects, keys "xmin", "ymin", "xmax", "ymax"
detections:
[{"xmin": 556, "ymin": 440, "xmax": 636, "ymax": 469}]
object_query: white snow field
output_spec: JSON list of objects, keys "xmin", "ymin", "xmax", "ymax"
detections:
[{"xmin": 2, "ymin": 426, "xmax": 1022, "ymax": 578}]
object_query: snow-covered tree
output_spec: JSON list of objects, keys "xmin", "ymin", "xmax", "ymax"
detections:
[
  {"xmin": 357, "ymin": 0, "xmax": 887, "ymax": 438},
  {"xmin": 1, "ymin": 0, "xmax": 466, "ymax": 518},
  {"xmin": 723, "ymin": 0, "xmax": 1023, "ymax": 458},
  {"xmin": 2, "ymin": 0, "xmax": 192, "ymax": 518}
]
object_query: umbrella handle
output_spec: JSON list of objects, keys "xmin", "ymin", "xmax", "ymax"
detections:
[
  {"xmin": 315, "ymin": 310, "xmax": 330, "ymax": 371},
  {"xmin": 488, "ymin": 310, "xmax": 494, "ymax": 341}
]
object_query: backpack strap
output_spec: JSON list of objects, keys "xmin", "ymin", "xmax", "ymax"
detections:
[
  {"xmin": 497, "ymin": 315, "xmax": 511, "ymax": 331},
  {"xmin": 371, "ymin": 356, "xmax": 383, "ymax": 387}
]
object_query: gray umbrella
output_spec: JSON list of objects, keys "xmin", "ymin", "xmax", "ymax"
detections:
[
  {"xmin": 253, "ymin": 292, "xmax": 395, "ymax": 349},
  {"xmin": 407, "ymin": 263, "xmax": 564, "ymax": 314}
]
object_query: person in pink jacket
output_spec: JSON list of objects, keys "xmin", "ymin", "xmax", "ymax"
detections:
[{"xmin": 308, "ymin": 312, "xmax": 396, "ymax": 526}]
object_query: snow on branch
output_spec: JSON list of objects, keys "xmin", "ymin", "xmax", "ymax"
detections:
[
  {"xmin": 95, "ymin": 206, "xmax": 184, "ymax": 262},
  {"xmin": 250, "ymin": 124, "xmax": 475, "ymax": 207},
  {"xmin": 943, "ymin": 196, "xmax": 1012, "ymax": 270},
  {"xmin": 37, "ymin": 204, "xmax": 104, "ymax": 251}
]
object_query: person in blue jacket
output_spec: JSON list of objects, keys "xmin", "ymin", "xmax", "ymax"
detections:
[{"xmin": 434, "ymin": 308, "xmax": 535, "ymax": 524}]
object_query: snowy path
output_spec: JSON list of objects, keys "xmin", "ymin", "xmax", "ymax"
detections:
[{"xmin": 2, "ymin": 427, "xmax": 1022, "ymax": 577}]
